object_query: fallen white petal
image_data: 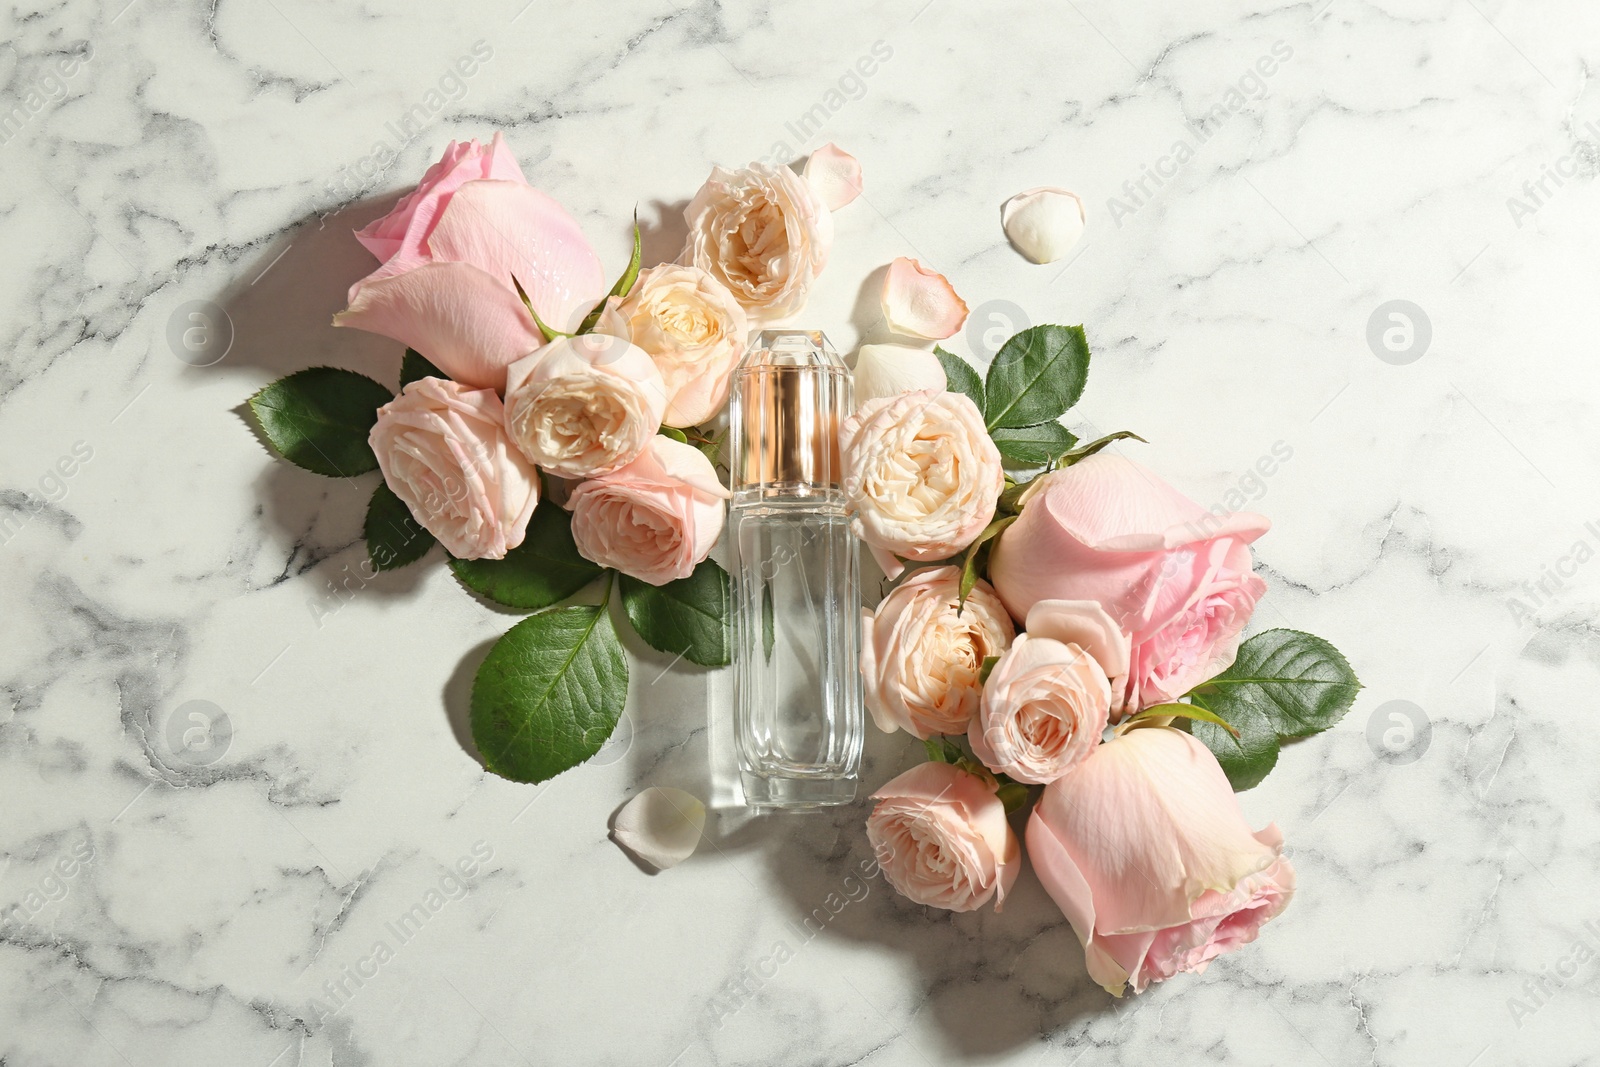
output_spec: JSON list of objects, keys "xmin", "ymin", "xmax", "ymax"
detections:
[
  {"xmin": 1002, "ymin": 187, "xmax": 1086, "ymax": 264},
  {"xmin": 803, "ymin": 143, "xmax": 863, "ymax": 211},
  {"xmin": 852, "ymin": 343, "xmax": 947, "ymax": 411},
  {"xmin": 881, "ymin": 257, "xmax": 968, "ymax": 340},
  {"xmin": 612, "ymin": 786, "xmax": 706, "ymax": 870}
]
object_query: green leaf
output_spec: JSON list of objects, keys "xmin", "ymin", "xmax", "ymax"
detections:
[
  {"xmin": 248, "ymin": 367, "xmax": 392, "ymax": 477},
  {"xmin": 983, "ymin": 325, "xmax": 1090, "ymax": 431},
  {"xmin": 934, "ymin": 346, "xmax": 984, "ymax": 410},
  {"xmin": 1128, "ymin": 701, "xmax": 1240, "ymax": 738},
  {"xmin": 364, "ymin": 482, "xmax": 435, "ymax": 571},
  {"xmin": 576, "ymin": 215, "xmax": 642, "ymax": 335},
  {"xmin": 761, "ymin": 583, "xmax": 775, "ymax": 662},
  {"xmin": 513, "ymin": 275, "xmax": 572, "ymax": 341},
  {"xmin": 470, "ymin": 600, "xmax": 628, "ymax": 784},
  {"xmin": 450, "ymin": 502, "xmax": 604, "ymax": 610},
  {"xmin": 995, "ymin": 781, "xmax": 1031, "ymax": 814},
  {"xmin": 922, "ymin": 735, "xmax": 966, "ymax": 764},
  {"xmin": 400, "ymin": 349, "xmax": 445, "ymax": 388},
  {"xmin": 1188, "ymin": 629, "xmax": 1361, "ymax": 791},
  {"xmin": 991, "ymin": 422, "xmax": 1077, "ymax": 466},
  {"xmin": 660, "ymin": 426, "xmax": 689, "ymax": 445},
  {"xmin": 978, "ymin": 655, "xmax": 1000, "ymax": 685},
  {"xmin": 1058, "ymin": 430, "xmax": 1146, "ymax": 467},
  {"xmin": 620, "ymin": 560, "xmax": 731, "ymax": 668},
  {"xmin": 958, "ymin": 514, "xmax": 1017, "ymax": 607}
]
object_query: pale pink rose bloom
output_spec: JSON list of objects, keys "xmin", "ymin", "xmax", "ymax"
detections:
[
  {"xmin": 841, "ymin": 390, "xmax": 1003, "ymax": 579},
  {"xmin": 368, "ymin": 377, "xmax": 539, "ymax": 561},
  {"xmin": 567, "ymin": 436, "xmax": 729, "ymax": 586},
  {"xmin": 860, "ymin": 566, "xmax": 1014, "ymax": 739},
  {"xmin": 988, "ymin": 454, "xmax": 1269, "ymax": 713},
  {"xmin": 1027, "ymin": 727, "xmax": 1294, "ymax": 996},
  {"xmin": 867, "ymin": 761, "xmax": 1021, "ymax": 913},
  {"xmin": 881, "ymin": 257, "xmax": 968, "ymax": 340},
  {"xmin": 969, "ymin": 600, "xmax": 1129, "ymax": 784},
  {"xmin": 615, "ymin": 264, "xmax": 748, "ymax": 427},
  {"xmin": 502, "ymin": 333, "xmax": 668, "ymax": 479},
  {"xmin": 336, "ymin": 134, "xmax": 605, "ymax": 390},
  {"xmin": 682, "ymin": 162, "xmax": 833, "ymax": 325}
]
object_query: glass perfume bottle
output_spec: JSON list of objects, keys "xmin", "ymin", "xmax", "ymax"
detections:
[{"xmin": 728, "ymin": 330, "xmax": 863, "ymax": 810}]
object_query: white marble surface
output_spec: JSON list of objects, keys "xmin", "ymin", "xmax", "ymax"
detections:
[{"xmin": 3, "ymin": 0, "xmax": 1600, "ymax": 1063}]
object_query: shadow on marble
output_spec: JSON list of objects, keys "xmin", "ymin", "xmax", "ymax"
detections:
[{"xmin": 638, "ymin": 197, "xmax": 690, "ymax": 268}]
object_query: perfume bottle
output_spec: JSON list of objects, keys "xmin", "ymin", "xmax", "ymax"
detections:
[{"xmin": 728, "ymin": 330, "xmax": 863, "ymax": 810}]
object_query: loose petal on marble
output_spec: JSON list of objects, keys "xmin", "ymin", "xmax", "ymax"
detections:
[
  {"xmin": 1002, "ymin": 187, "xmax": 1086, "ymax": 264},
  {"xmin": 803, "ymin": 143, "xmax": 863, "ymax": 211},
  {"xmin": 881, "ymin": 257, "xmax": 968, "ymax": 339},
  {"xmin": 851, "ymin": 343, "xmax": 947, "ymax": 410},
  {"xmin": 611, "ymin": 787, "xmax": 706, "ymax": 870}
]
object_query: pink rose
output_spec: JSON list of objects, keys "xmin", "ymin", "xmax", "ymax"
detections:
[
  {"xmin": 369, "ymin": 377, "xmax": 539, "ymax": 560},
  {"xmin": 988, "ymin": 454, "xmax": 1269, "ymax": 712},
  {"xmin": 567, "ymin": 436, "xmax": 729, "ymax": 585},
  {"xmin": 968, "ymin": 600, "xmax": 1128, "ymax": 785},
  {"xmin": 335, "ymin": 132, "xmax": 606, "ymax": 391},
  {"xmin": 1027, "ymin": 726, "xmax": 1295, "ymax": 996},
  {"xmin": 841, "ymin": 391, "xmax": 1004, "ymax": 579},
  {"xmin": 860, "ymin": 566, "xmax": 1014, "ymax": 739},
  {"xmin": 867, "ymin": 761, "xmax": 1020, "ymax": 913},
  {"xmin": 615, "ymin": 264, "xmax": 748, "ymax": 427}
]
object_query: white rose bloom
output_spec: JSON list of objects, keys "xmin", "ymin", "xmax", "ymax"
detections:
[
  {"xmin": 681, "ymin": 162, "xmax": 833, "ymax": 325},
  {"xmin": 618, "ymin": 264, "xmax": 749, "ymax": 427},
  {"xmin": 502, "ymin": 333, "xmax": 668, "ymax": 479}
]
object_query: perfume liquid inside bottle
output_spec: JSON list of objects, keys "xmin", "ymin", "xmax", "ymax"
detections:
[{"xmin": 729, "ymin": 331, "xmax": 863, "ymax": 810}]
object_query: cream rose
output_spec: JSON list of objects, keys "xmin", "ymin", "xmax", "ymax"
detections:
[
  {"xmin": 841, "ymin": 390, "xmax": 1004, "ymax": 578},
  {"xmin": 368, "ymin": 377, "xmax": 539, "ymax": 561},
  {"xmin": 969, "ymin": 600, "xmax": 1130, "ymax": 785},
  {"xmin": 502, "ymin": 333, "xmax": 667, "ymax": 479},
  {"xmin": 616, "ymin": 264, "xmax": 748, "ymax": 427},
  {"xmin": 867, "ymin": 761, "xmax": 1021, "ymax": 913},
  {"xmin": 567, "ymin": 435, "xmax": 730, "ymax": 585},
  {"xmin": 681, "ymin": 162, "xmax": 833, "ymax": 325},
  {"xmin": 860, "ymin": 566, "xmax": 1014, "ymax": 739}
]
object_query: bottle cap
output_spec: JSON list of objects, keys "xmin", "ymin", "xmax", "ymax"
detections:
[{"xmin": 730, "ymin": 330, "xmax": 849, "ymax": 496}]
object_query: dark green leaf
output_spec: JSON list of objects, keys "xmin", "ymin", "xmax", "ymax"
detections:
[
  {"xmin": 922, "ymin": 735, "xmax": 966, "ymax": 764},
  {"xmin": 1058, "ymin": 430, "xmax": 1146, "ymax": 466},
  {"xmin": 577, "ymin": 215, "xmax": 642, "ymax": 335},
  {"xmin": 400, "ymin": 349, "xmax": 445, "ymax": 388},
  {"xmin": 620, "ymin": 560, "xmax": 731, "ymax": 668},
  {"xmin": 991, "ymin": 421, "xmax": 1077, "ymax": 466},
  {"xmin": 1189, "ymin": 629, "xmax": 1361, "ymax": 790},
  {"xmin": 248, "ymin": 367, "xmax": 392, "ymax": 477},
  {"xmin": 470, "ymin": 603, "xmax": 628, "ymax": 784},
  {"xmin": 934, "ymin": 346, "xmax": 984, "ymax": 410},
  {"xmin": 364, "ymin": 482, "xmax": 435, "ymax": 571},
  {"xmin": 978, "ymin": 655, "xmax": 1000, "ymax": 685},
  {"xmin": 660, "ymin": 426, "xmax": 689, "ymax": 445},
  {"xmin": 958, "ymin": 514, "xmax": 1017, "ymax": 607},
  {"xmin": 761, "ymin": 583, "xmax": 775, "ymax": 662},
  {"xmin": 450, "ymin": 502, "xmax": 604, "ymax": 610},
  {"xmin": 983, "ymin": 325, "xmax": 1090, "ymax": 430},
  {"xmin": 995, "ymin": 781, "xmax": 1031, "ymax": 814}
]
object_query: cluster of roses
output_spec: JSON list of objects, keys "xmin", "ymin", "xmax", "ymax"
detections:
[
  {"xmin": 333, "ymin": 134, "xmax": 865, "ymax": 585},
  {"xmin": 842, "ymin": 392, "xmax": 1295, "ymax": 995}
]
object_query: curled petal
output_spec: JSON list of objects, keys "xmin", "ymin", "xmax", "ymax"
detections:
[
  {"xmin": 803, "ymin": 143, "xmax": 863, "ymax": 211},
  {"xmin": 851, "ymin": 343, "xmax": 947, "ymax": 410},
  {"xmin": 611, "ymin": 787, "xmax": 706, "ymax": 870},
  {"xmin": 334, "ymin": 261, "xmax": 543, "ymax": 390},
  {"xmin": 1002, "ymin": 187, "xmax": 1086, "ymax": 264},
  {"xmin": 881, "ymin": 257, "xmax": 968, "ymax": 340}
]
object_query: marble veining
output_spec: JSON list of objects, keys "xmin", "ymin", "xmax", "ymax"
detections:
[{"xmin": 4, "ymin": 0, "xmax": 1600, "ymax": 1063}]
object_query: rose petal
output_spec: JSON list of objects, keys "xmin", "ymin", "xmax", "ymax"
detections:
[
  {"xmin": 851, "ymin": 343, "xmax": 948, "ymax": 410},
  {"xmin": 881, "ymin": 257, "xmax": 969, "ymax": 340},
  {"xmin": 803, "ymin": 143, "xmax": 863, "ymax": 211},
  {"xmin": 1002, "ymin": 187, "xmax": 1086, "ymax": 264},
  {"xmin": 334, "ymin": 261, "xmax": 544, "ymax": 391},
  {"xmin": 611, "ymin": 786, "xmax": 706, "ymax": 870}
]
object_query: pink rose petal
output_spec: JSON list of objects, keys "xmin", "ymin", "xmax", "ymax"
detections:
[
  {"xmin": 802, "ymin": 143, "xmax": 863, "ymax": 211},
  {"xmin": 880, "ymin": 257, "xmax": 969, "ymax": 340}
]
